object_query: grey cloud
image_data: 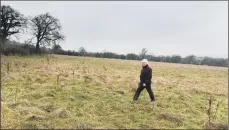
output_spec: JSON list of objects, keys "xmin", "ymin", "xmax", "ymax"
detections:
[{"xmin": 2, "ymin": 1, "xmax": 228, "ymax": 58}]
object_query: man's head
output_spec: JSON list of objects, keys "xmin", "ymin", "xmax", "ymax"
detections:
[{"xmin": 142, "ymin": 59, "xmax": 148, "ymax": 67}]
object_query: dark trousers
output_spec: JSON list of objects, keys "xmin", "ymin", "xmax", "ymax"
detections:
[{"xmin": 133, "ymin": 83, "xmax": 155, "ymax": 101}]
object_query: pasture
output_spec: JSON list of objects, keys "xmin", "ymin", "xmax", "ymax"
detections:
[{"xmin": 1, "ymin": 55, "xmax": 228, "ymax": 129}]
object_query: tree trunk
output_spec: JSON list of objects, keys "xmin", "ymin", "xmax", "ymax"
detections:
[
  {"xmin": 36, "ymin": 42, "xmax": 40, "ymax": 54},
  {"xmin": 0, "ymin": 37, "xmax": 7, "ymax": 55}
]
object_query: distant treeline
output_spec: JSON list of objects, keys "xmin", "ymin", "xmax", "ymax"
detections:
[{"xmin": 3, "ymin": 41, "xmax": 228, "ymax": 67}]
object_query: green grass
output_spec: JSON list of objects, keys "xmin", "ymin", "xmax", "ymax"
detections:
[{"xmin": 1, "ymin": 54, "xmax": 228, "ymax": 129}]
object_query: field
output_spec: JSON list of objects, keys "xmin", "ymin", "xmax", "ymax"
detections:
[{"xmin": 1, "ymin": 55, "xmax": 228, "ymax": 129}]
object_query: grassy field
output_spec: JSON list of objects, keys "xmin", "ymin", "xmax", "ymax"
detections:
[{"xmin": 1, "ymin": 54, "xmax": 228, "ymax": 129}]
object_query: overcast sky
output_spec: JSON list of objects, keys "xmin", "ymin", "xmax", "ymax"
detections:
[{"xmin": 2, "ymin": 1, "xmax": 228, "ymax": 58}]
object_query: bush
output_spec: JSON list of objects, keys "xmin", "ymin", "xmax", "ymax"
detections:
[
  {"xmin": 3, "ymin": 43, "xmax": 29, "ymax": 56},
  {"xmin": 3, "ymin": 41, "xmax": 50, "ymax": 56}
]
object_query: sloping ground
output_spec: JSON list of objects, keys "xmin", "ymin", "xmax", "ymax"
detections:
[{"xmin": 1, "ymin": 55, "xmax": 228, "ymax": 129}]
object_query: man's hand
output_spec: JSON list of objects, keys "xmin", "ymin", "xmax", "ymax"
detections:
[
  {"xmin": 145, "ymin": 80, "xmax": 149, "ymax": 84},
  {"xmin": 143, "ymin": 83, "xmax": 146, "ymax": 87}
]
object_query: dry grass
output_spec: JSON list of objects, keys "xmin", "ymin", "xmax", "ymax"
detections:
[{"xmin": 1, "ymin": 54, "xmax": 228, "ymax": 129}]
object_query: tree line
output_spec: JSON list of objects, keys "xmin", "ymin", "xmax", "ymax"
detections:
[
  {"xmin": 0, "ymin": 5, "xmax": 228, "ymax": 67},
  {"xmin": 3, "ymin": 41, "xmax": 228, "ymax": 67},
  {"xmin": 55, "ymin": 46, "xmax": 228, "ymax": 67}
]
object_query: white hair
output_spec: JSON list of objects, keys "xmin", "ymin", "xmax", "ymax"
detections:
[{"xmin": 142, "ymin": 59, "xmax": 148, "ymax": 64}]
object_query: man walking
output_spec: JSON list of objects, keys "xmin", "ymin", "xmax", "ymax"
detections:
[{"xmin": 133, "ymin": 59, "xmax": 155, "ymax": 104}]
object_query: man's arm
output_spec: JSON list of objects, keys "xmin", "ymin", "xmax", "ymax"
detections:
[
  {"xmin": 140, "ymin": 70, "xmax": 143, "ymax": 83},
  {"xmin": 145, "ymin": 68, "xmax": 152, "ymax": 84}
]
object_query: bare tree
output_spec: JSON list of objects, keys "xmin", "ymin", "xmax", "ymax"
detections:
[
  {"xmin": 0, "ymin": 5, "xmax": 27, "ymax": 48},
  {"xmin": 30, "ymin": 13, "xmax": 65, "ymax": 54},
  {"xmin": 52, "ymin": 44, "xmax": 62, "ymax": 51},
  {"xmin": 140, "ymin": 48, "xmax": 148, "ymax": 59},
  {"xmin": 0, "ymin": 5, "xmax": 26, "ymax": 104},
  {"xmin": 78, "ymin": 47, "xmax": 87, "ymax": 56}
]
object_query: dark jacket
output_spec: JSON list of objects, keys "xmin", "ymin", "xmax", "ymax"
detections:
[{"xmin": 140, "ymin": 65, "xmax": 152, "ymax": 85}]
